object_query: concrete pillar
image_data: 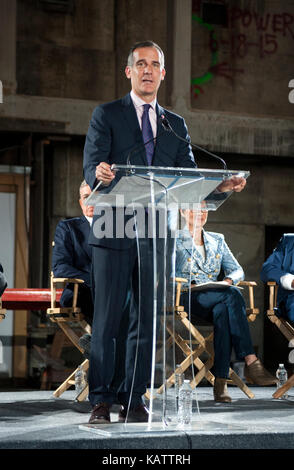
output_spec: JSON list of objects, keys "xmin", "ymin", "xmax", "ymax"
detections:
[
  {"xmin": 172, "ymin": 0, "xmax": 192, "ymax": 112},
  {"xmin": 0, "ymin": 0, "xmax": 17, "ymax": 95}
]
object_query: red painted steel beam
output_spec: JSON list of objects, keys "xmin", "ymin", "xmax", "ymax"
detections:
[{"xmin": 1, "ymin": 288, "xmax": 62, "ymax": 310}]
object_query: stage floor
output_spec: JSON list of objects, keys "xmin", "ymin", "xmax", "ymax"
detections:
[{"xmin": 0, "ymin": 386, "xmax": 294, "ymax": 450}]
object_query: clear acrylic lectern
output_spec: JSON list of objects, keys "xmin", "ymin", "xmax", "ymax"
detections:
[{"xmin": 80, "ymin": 165, "xmax": 249, "ymax": 436}]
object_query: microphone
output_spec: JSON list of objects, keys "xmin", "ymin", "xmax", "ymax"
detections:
[
  {"xmin": 126, "ymin": 116, "xmax": 167, "ymax": 167},
  {"xmin": 160, "ymin": 116, "xmax": 172, "ymax": 133},
  {"xmin": 160, "ymin": 114, "xmax": 227, "ymax": 170}
]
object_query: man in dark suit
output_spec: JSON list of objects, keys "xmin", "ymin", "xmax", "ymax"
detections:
[
  {"xmin": 52, "ymin": 181, "xmax": 94, "ymax": 327},
  {"xmin": 83, "ymin": 41, "xmax": 246, "ymax": 424},
  {"xmin": 261, "ymin": 233, "xmax": 294, "ymax": 324}
]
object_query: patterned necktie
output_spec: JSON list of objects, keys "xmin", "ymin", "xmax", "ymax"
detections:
[{"xmin": 141, "ymin": 104, "xmax": 154, "ymax": 166}]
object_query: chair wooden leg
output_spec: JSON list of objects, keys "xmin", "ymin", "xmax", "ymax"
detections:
[
  {"xmin": 190, "ymin": 356, "xmax": 215, "ymax": 388},
  {"xmin": 53, "ymin": 359, "xmax": 89, "ymax": 399},
  {"xmin": 152, "ymin": 328, "xmax": 215, "ymax": 397},
  {"xmin": 171, "ymin": 324, "xmax": 215, "ymax": 387},
  {"xmin": 229, "ymin": 368, "xmax": 255, "ymax": 399},
  {"xmin": 56, "ymin": 321, "xmax": 84, "ymax": 353},
  {"xmin": 76, "ymin": 384, "xmax": 89, "ymax": 402},
  {"xmin": 268, "ymin": 315, "xmax": 294, "ymax": 342}
]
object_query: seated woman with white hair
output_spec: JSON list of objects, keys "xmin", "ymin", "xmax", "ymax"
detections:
[{"xmin": 175, "ymin": 204, "xmax": 277, "ymax": 402}]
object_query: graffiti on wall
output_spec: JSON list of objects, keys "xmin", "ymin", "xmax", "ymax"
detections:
[{"xmin": 192, "ymin": 2, "xmax": 294, "ymax": 98}]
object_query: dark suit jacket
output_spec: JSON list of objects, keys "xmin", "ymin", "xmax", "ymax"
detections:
[
  {"xmin": 52, "ymin": 216, "xmax": 92, "ymax": 308},
  {"xmin": 83, "ymin": 92, "xmax": 196, "ymax": 249},
  {"xmin": 261, "ymin": 234, "xmax": 294, "ymax": 307}
]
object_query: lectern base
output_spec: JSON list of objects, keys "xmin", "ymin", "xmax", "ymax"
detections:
[{"xmin": 79, "ymin": 420, "xmax": 246, "ymax": 436}]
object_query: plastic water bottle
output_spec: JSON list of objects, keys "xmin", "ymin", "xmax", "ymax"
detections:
[
  {"xmin": 75, "ymin": 365, "xmax": 86, "ymax": 397},
  {"xmin": 175, "ymin": 364, "xmax": 185, "ymax": 400},
  {"xmin": 276, "ymin": 363, "xmax": 288, "ymax": 399},
  {"xmin": 178, "ymin": 380, "xmax": 193, "ymax": 427}
]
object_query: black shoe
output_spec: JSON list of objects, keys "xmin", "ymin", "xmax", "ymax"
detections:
[
  {"xmin": 89, "ymin": 402, "xmax": 110, "ymax": 424},
  {"xmin": 78, "ymin": 334, "xmax": 91, "ymax": 359},
  {"xmin": 118, "ymin": 404, "xmax": 149, "ymax": 423}
]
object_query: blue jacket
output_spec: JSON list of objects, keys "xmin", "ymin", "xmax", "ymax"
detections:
[
  {"xmin": 52, "ymin": 216, "xmax": 92, "ymax": 287},
  {"xmin": 83, "ymin": 93, "xmax": 195, "ymax": 249},
  {"xmin": 176, "ymin": 228, "xmax": 244, "ymax": 287},
  {"xmin": 260, "ymin": 233, "xmax": 294, "ymax": 305}
]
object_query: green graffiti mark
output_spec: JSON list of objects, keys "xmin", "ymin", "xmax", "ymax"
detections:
[{"xmin": 191, "ymin": 13, "xmax": 218, "ymax": 95}]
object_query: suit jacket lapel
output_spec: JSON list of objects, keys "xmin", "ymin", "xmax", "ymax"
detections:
[
  {"xmin": 156, "ymin": 103, "xmax": 165, "ymax": 137},
  {"xmin": 121, "ymin": 93, "xmax": 147, "ymax": 166},
  {"xmin": 153, "ymin": 103, "xmax": 168, "ymax": 166},
  {"xmin": 181, "ymin": 228, "xmax": 212, "ymax": 272},
  {"xmin": 201, "ymin": 231, "xmax": 215, "ymax": 270}
]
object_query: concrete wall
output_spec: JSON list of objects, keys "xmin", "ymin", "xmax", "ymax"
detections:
[
  {"xmin": 17, "ymin": 0, "xmax": 116, "ymax": 101},
  {"xmin": 50, "ymin": 139, "xmax": 85, "ymax": 250},
  {"xmin": 16, "ymin": 0, "xmax": 170, "ymax": 105},
  {"xmin": 191, "ymin": 0, "xmax": 294, "ymax": 117},
  {"xmin": 0, "ymin": 0, "xmax": 17, "ymax": 95}
]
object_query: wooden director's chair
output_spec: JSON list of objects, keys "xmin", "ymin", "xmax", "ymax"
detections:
[
  {"xmin": 266, "ymin": 282, "xmax": 294, "ymax": 399},
  {"xmin": 46, "ymin": 273, "xmax": 90, "ymax": 401},
  {"xmin": 0, "ymin": 295, "xmax": 6, "ymax": 322},
  {"xmin": 147, "ymin": 278, "xmax": 259, "ymax": 400}
]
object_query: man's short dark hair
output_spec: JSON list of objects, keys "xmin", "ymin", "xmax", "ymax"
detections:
[{"xmin": 127, "ymin": 41, "xmax": 165, "ymax": 68}]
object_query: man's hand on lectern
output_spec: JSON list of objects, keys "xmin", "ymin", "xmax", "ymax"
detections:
[
  {"xmin": 95, "ymin": 162, "xmax": 115, "ymax": 186},
  {"xmin": 217, "ymin": 176, "xmax": 247, "ymax": 193}
]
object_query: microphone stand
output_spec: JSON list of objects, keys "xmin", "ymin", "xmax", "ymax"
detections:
[{"xmin": 160, "ymin": 115, "xmax": 227, "ymax": 170}]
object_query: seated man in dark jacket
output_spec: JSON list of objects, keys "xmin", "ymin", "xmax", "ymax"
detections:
[
  {"xmin": 0, "ymin": 263, "xmax": 7, "ymax": 297},
  {"xmin": 52, "ymin": 180, "xmax": 94, "ymax": 329},
  {"xmin": 52, "ymin": 181, "xmax": 129, "ymax": 373},
  {"xmin": 261, "ymin": 233, "xmax": 294, "ymax": 324}
]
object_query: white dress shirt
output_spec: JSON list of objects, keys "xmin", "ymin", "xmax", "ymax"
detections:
[
  {"xmin": 195, "ymin": 244, "xmax": 206, "ymax": 260},
  {"xmin": 130, "ymin": 90, "xmax": 157, "ymax": 138},
  {"xmin": 280, "ymin": 273, "xmax": 294, "ymax": 290}
]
